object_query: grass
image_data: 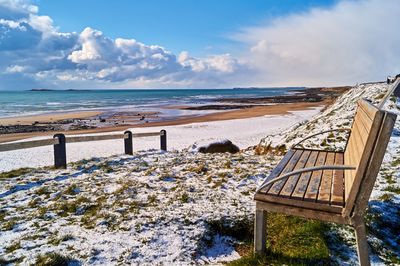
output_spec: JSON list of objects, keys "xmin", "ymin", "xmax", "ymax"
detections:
[
  {"xmin": 2, "ymin": 219, "xmax": 17, "ymax": 231},
  {"xmin": 5, "ymin": 241, "xmax": 21, "ymax": 253},
  {"xmin": 0, "ymin": 168, "xmax": 33, "ymax": 179},
  {"xmin": 36, "ymin": 186, "xmax": 51, "ymax": 196},
  {"xmin": 79, "ymin": 196, "xmax": 106, "ymax": 229},
  {"xmin": 180, "ymin": 192, "xmax": 189, "ymax": 203},
  {"xmin": 48, "ymin": 234, "xmax": 74, "ymax": 245},
  {"xmin": 35, "ymin": 252, "xmax": 75, "ymax": 266},
  {"xmin": 384, "ymin": 186, "xmax": 400, "ymax": 194},
  {"xmin": 64, "ymin": 184, "xmax": 79, "ymax": 195},
  {"xmin": 0, "ymin": 209, "xmax": 6, "ymax": 222},
  {"xmin": 226, "ymin": 213, "xmax": 330, "ymax": 265},
  {"xmin": 98, "ymin": 162, "xmax": 114, "ymax": 173},
  {"xmin": 390, "ymin": 158, "xmax": 400, "ymax": 167},
  {"xmin": 378, "ymin": 193, "xmax": 394, "ymax": 202}
]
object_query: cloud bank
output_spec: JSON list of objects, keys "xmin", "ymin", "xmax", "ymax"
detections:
[
  {"xmin": 236, "ymin": 0, "xmax": 400, "ymax": 86},
  {"xmin": 0, "ymin": 0, "xmax": 241, "ymax": 89},
  {"xmin": 1, "ymin": 0, "xmax": 400, "ymax": 89}
]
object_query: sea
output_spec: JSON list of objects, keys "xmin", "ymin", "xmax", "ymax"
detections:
[{"xmin": 0, "ymin": 88, "xmax": 303, "ymax": 118}]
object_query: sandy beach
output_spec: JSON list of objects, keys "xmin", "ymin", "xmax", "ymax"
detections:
[
  {"xmin": 0, "ymin": 100, "xmax": 329, "ymax": 143},
  {"xmin": 0, "ymin": 111, "xmax": 103, "ymax": 125}
]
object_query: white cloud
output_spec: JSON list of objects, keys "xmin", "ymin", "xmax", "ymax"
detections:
[
  {"xmin": 234, "ymin": 0, "xmax": 400, "ymax": 86},
  {"xmin": 3, "ymin": 0, "xmax": 399, "ymax": 89},
  {"xmin": 178, "ymin": 51, "xmax": 238, "ymax": 73},
  {"xmin": 5, "ymin": 64, "xmax": 25, "ymax": 73},
  {"xmin": 0, "ymin": 0, "xmax": 241, "ymax": 89}
]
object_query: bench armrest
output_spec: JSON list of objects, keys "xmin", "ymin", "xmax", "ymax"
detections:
[
  {"xmin": 291, "ymin": 128, "xmax": 352, "ymax": 149},
  {"xmin": 256, "ymin": 165, "xmax": 356, "ymax": 193}
]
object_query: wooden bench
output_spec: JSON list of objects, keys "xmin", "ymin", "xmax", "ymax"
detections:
[{"xmin": 254, "ymin": 99, "xmax": 397, "ymax": 266}]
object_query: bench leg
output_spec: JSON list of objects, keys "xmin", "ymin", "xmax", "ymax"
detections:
[
  {"xmin": 354, "ymin": 219, "xmax": 370, "ymax": 266},
  {"xmin": 254, "ymin": 209, "xmax": 267, "ymax": 254}
]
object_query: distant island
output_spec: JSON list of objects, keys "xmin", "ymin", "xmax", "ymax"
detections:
[
  {"xmin": 29, "ymin": 89, "xmax": 90, "ymax": 91},
  {"xmin": 30, "ymin": 89, "xmax": 54, "ymax": 91}
]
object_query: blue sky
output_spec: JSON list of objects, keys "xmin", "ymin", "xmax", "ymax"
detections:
[
  {"xmin": 1, "ymin": 0, "xmax": 400, "ymax": 90},
  {"xmin": 37, "ymin": 0, "xmax": 337, "ymax": 56}
]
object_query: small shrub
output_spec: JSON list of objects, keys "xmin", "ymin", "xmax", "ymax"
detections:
[
  {"xmin": 147, "ymin": 195, "xmax": 158, "ymax": 204},
  {"xmin": 98, "ymin": 163, "xmax": 113, "ymax": 173},
  {"xmin": 65, "ymin": 184, "xmax": 79, "ymax": 195},
  {"xmin": 5, "ymin": 241, "xmax": 21, "ymax": 253},
  {"xmin": 180, "ymin": 193, "xmax": 189, "ymax": 203},
  {"xmin": 35, "ymin": 253, "xmax": 74, "ymax": 266},
  {"xmin": 0, "ymin": 168, "xmax": 33, "ymax": 179},
  {"xmin": 2, "ymin": 219, "xmax": 17, "ymax": 231},
  {"xmin": 0, "ymin": 210, "xmax": 6, "ymax": 222},
  {"xmin": 384, "ymin": 186, "xmax": 400, "ymax": 194},
  {"xmin": 36, "ymin": 186, "xmax": 50, "ymax": 196},
  {"xmin": 378, "ymin": 193, "xmax": 394, "ymax": 202}
]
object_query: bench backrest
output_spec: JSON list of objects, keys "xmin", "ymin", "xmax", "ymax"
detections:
[{"xmin": 343, "ymin": 99, "xmax": 396, "ymax": 216}]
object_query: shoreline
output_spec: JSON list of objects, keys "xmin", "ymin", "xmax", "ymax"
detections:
[
  {"xmin": 0, "ymin": 100, "xmax": 329, "ymax": 143},
  {"xmin": 0, "ymin": 86, "xmax": 349, "ymax": 143}
]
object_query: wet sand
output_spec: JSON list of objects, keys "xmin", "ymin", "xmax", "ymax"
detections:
[
  {"xmin": 0, "ymin": 111, "xmax": 103, "ymax": 125},
  {"xmin": 0, "ymin": 100, "xmax": 329, "ymax": 143}
]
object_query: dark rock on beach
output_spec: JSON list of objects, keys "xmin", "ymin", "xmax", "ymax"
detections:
[
  {"xmin": 198, "ymin": 140, "xmax": 240, "ymax": 154},
  {"xmin": 0, "ymin": 125, "xmax": 58, "ymax": 134}
]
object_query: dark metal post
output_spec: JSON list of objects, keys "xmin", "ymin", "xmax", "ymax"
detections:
[
  {"xmin": 160, "ymin": 130, "xmax": 167, "ymax": 151},
  {"xmin": 53, "ymin": 133, "xmax": 67, "ymax": 169},
  {"xmin": 124, "ymin": 130, "xmax": 133, "ymax": 155}
]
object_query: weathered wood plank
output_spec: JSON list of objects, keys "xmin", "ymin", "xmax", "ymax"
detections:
[
  {"xmin": 279, "ymin": 150, "xmax": 311, "ymax": 197},
  {"xmin": 304, "ymin": 151, "xmax": 327, "ymax": 201},
  {"xmin": 353, "ymin": 117, "xmax": 369, "ymax": 145},
  {"xmin": 66, "ymin": 134, "xmax": 125, "ymax": 143},
  {"xmin": 133, "ymin": 132, "xmax": 161, "ymax": 138},
  {"xmin": 345, "ymin": 141, "xmax": 355, "ymax": 200},
  {"xmin": 268, "ymin": 149, "xmax": 303, "ymax": 195},
  {"xmin": 291, "ymin": 150, "xmax": 319, "ymax": 199},
  {"xmin": 331, "ymin": 153, "xmax": 345, "ymax": 206},
  {"xmin": 357, "ymin": 107, "xmax": 373, "ymax": 134},
  {"xmin": 317, "ymin": 152, "xmax": 335, "ymax": 203},
  {"xmin": 258, "ymin": 149, "xmax": 295, "ymax": 193},
  {"xmin": 254, "ymin": 209, "xmax": 267, "ymax": 254},
  {"xmin": 0, "ymin": 138, "xmax": 59, "ymax": 152},
  {"xmin": 255, "ymin": 192, "xmax": 343, "ymax": 213},
  {"xmin": 358, "ymin": 99, "xmax": 378, "ymax": 119},
  {"xmin": 352, "ymin": 111, "xmax": 397, "ymax": 215},
  {"xmin": 344, "ymin": 103, "xmax": 384, "ymax": 216},
  {"xmin": 255, "ymin": 201, "xmax": 349, "ymax": 224}
]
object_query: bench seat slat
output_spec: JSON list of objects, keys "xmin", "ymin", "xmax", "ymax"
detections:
[
  {"xmin": 317, "ymin": 152, "xmax": 335, "ymax": 203},
  {"xmin": 267, "ymin": 149, "xmax": 303, "ymax": 195},
  {"xmin": 304, "ymin": 151, "xmax": 327, "ymax": 201},
  {"xmin": 279, "ymin": 150, "xmax": 311, "ymax": 197},
  {"xmin": 331, "ymin": 153, "xmax": 345, "ymax": 206},
  {"xmin": 258, "ymin": 149, "xmax": 295, "ymax": 193},
  {"xmin": 291, "ymin": 150, "xmax": 319, "ymax": 199}
]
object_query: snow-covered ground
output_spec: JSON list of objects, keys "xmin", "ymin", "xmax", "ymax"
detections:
[
  {"xmin": 1, "ymin": 81, "xmax": 399, "ymax": 265},
  {"xmin": 0, "ymin": 107, "xmax": 321, "ymax": 172},
  {"xmin": 0, "ymin": 150, "xmax": 278, "ymax": 265}
]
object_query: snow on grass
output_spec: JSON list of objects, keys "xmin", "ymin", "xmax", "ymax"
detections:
[
  {"xmin": 0, "ymin": 150, "xmax": 278, "ymax": 265},
  {"xmin": 1, "ymin": 81, "xmax": 399, "ymax": 264}
]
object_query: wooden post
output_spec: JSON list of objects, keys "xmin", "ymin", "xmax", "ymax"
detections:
[
  {"xmin": 160, "ymin": 130, "xmax": 167, "ymax": 151},
  {"xmin": 53, "ymin": 133, "xmax": 66, "ymax": 169},
  {"xmin": 354, "ymin": 218, "xmax": 371, "ymax": 266},
  {"xmin": 124, "ymin": 130, "xmax": 133, "ymax": 155},
  {"xmin": 254, "ymin": 206, "xmax": 267, "ymax": 254}
]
